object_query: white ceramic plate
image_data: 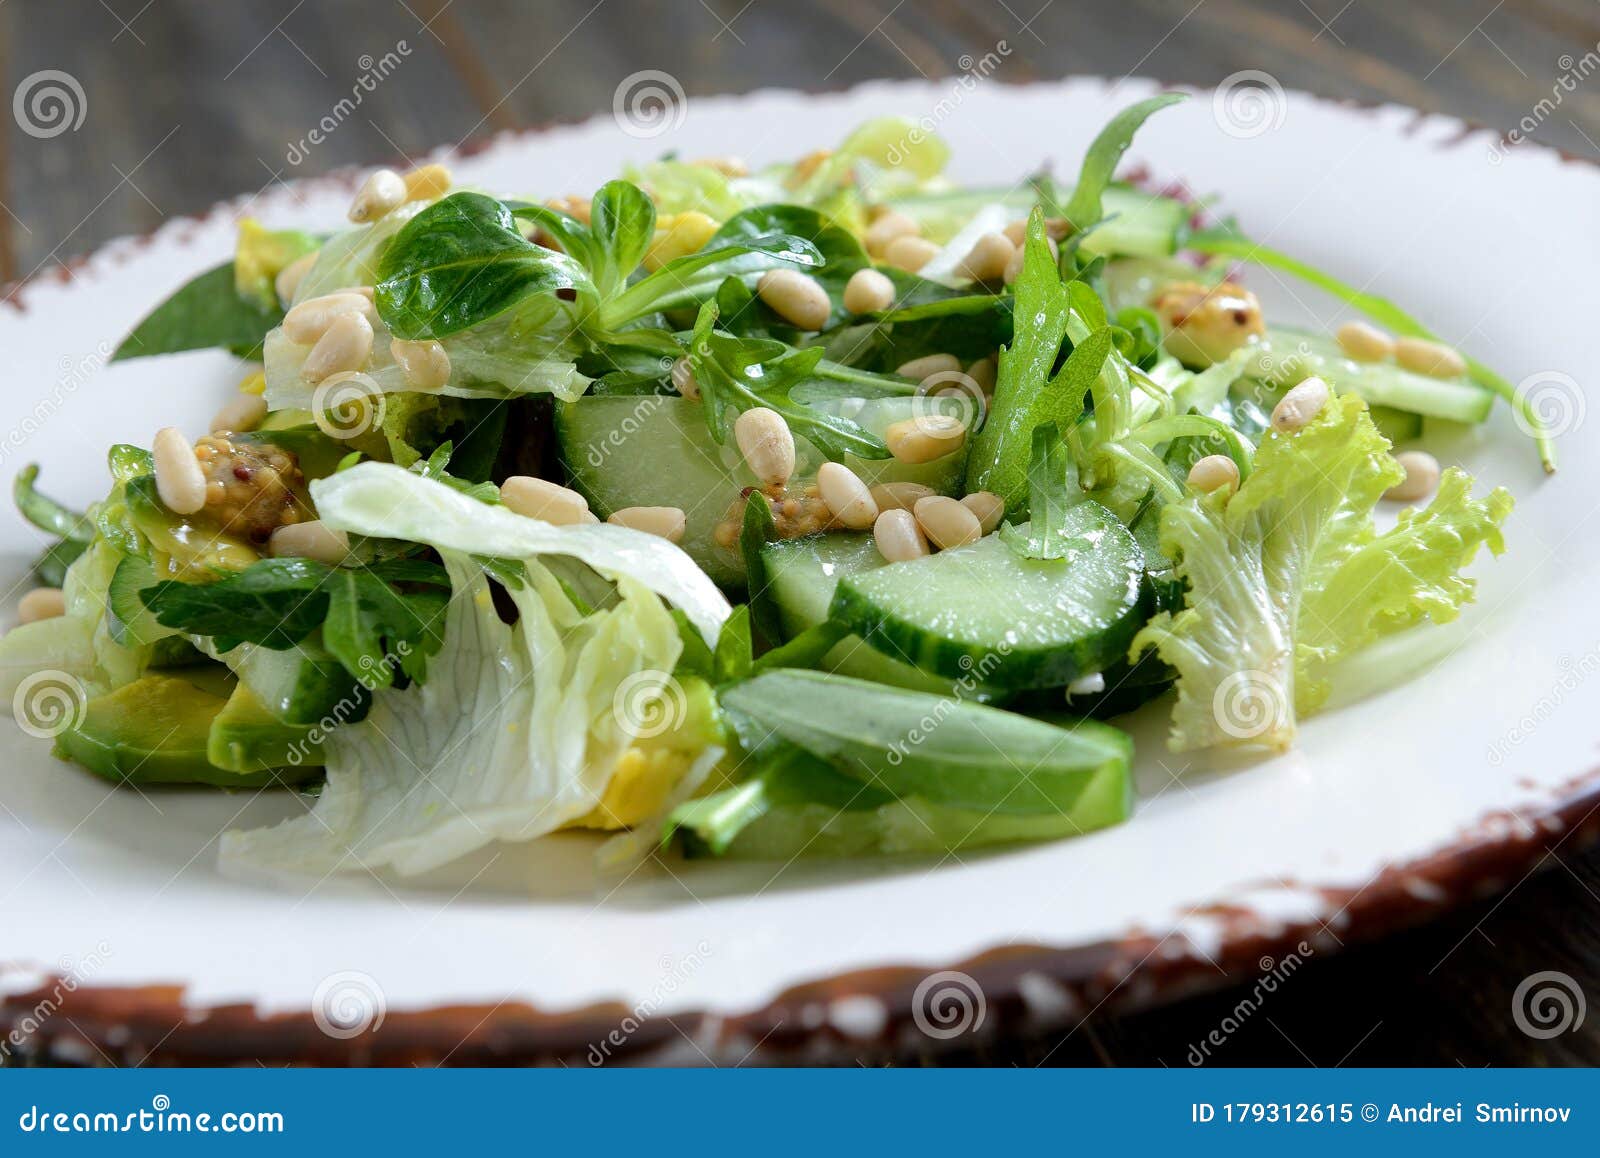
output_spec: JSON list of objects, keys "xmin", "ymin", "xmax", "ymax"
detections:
[{"xmin": 2, "ymin": 78, "xmax": 1596, "ymax": 1065}]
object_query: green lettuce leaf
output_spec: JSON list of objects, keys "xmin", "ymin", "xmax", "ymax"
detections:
[{"xmin": 1131, "ymin": 392, "xmax": 1512, "ymax": 752}]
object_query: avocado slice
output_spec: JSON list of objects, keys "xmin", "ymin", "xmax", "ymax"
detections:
[
  {"xmin": 207, "ymin": 681, "xmax": 324, "ymax": 773},
  {"xmin": 54, "ymin": 675, "xmax": 316, "ymax": 788}
]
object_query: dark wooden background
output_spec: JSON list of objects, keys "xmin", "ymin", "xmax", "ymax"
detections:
[{"xmin": 3, "ymin": 0, "xmax": 1598, "ymax": 1066}]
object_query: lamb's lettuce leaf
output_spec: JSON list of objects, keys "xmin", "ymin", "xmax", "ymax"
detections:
[{"xmin": 1131, "ymin": 392, "xmax": 1511, "ymax": 752}]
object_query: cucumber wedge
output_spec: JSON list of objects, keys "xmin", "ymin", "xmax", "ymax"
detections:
[
  {"xmin": 758, "ymin": 532, "xmax": 1000, "ymax": 698},
  {"xmin": 555, "ymin": 394, "xmax": 968, "ymax": 585},
  {"xmin": 830, "ymin": 503, "xmax": 1150, "ymax": 689}
]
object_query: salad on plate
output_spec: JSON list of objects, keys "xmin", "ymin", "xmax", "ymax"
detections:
[{"xmin": 1, "ymin": 95, "xmax": 1525, "ymax": 878}]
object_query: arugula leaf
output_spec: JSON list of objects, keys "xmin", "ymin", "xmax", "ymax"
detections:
[
  {"xmin": 375, "ymin": 192, "xmax": 593, "ymax": 340},
  {"xmin": 1131, "ymin": 391, "xmax": 1512, "ymax": 752},
  {"xmin": 112, "ymin": 261, "xmax": 283, "ymax": 362},
  {"xmin": 1000, "ymin": 425, "xmax": 1088, "ymax": 560},
  {"xmin": 1061, "ymin": 93, "xmax": 1187, "ymax": 234},
  {"xmin": 966, "ymin": 211, "xmax": 1114, "ymax": 513},
  {"xmin": 140, "ymin": 557, "xmax": 451, "ymax": 684},
  {"xmin": 408, "ymin": 438, "xmax": 501, "ymax": 504},
  {"xmin": 712, "ymin": 604, "xmax": 753, "ymax": 685},
  {"xmin": 687, "ymin": 302, "xmax": 889, "ymax": 461}
]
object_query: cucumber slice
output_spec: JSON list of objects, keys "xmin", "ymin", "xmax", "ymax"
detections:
[
  {"xmin": 759, "ymin": 533, "xmax": 1000, "ymax": 698},
  {"xmin": 830, "ymin": 504, "xmax": 1150, "ymax": 689},
  {"xmin": 555, "ymin": 394, "xmax": 968, "ymax": 585},
  {"xmin": 1247, "ymin": 329, "xmax": 1493, "ymax": 424},
  {"xmin": 106, "ymin": 555, "xmax": 178, "ymax": 647}
]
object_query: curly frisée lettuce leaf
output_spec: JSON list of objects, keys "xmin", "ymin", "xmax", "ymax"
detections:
[{"xmin": 1131, "ymin": 392, "xmax": 1511, "ymax": 753}]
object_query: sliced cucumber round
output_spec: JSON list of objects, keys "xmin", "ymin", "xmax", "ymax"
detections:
[
  {"xmin": 554, "ymin": 395, "xmax": 968, "ymax": 586},
  {"xmin": 759, "ymin": 532, "xmax": 1000, "ymax": 698},
  {"xmin": 829, "ymin": 503, "xmax": 1151, "ymax": 690}
]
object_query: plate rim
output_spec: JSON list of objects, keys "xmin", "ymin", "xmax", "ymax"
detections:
[{"xmin": 1, "ymin": 76, "xmax": 1594, "ymax": 1066}]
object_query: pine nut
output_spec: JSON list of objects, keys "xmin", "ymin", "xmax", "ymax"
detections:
[
  {"xmin": 958, "ymin": 232, "xmax": 1016, "ymax": 283},
  {"xmin": 873, "ymin": 508, "xmax": 929, "ymax": 563},
  {"xmin": 869, "ymin": 481, "xmax": 935, "ymax": 512},
  {"xmin": 152, "ymin": 426, "xmax": 208, "ymax": 515},
  {"xmin": 608, "ymin": 505, "xmax": 687, "ymax": 542},
  {"xmin": 960, "ymin": 491, "xmax": 1005, "ymax": 534},
  {"xmin": 274, "ymin": 251, "xmax": 318, "ymax": 308},
  {"xmin": 1394, "ymin": 336, "xmax": 1467, "ymax": 379},
  {"xmin": 671, "ymin": 356, "xmax": 700, "ymax": 401},
  {"xmin": 886, "ymin": 414, "xmax": 966, "ymax": 464},
  {"xmin": 283, "ymin": 292, "xmax": 374, "ymax": 345},
  {"xmin": 842, "ymin": 268, "xmax": 896, "ymax": 314},
  {"xmin": 864, "ymin": 211, "xmax": 918, "ymax": 257},
  {"xmin": 269, "ymin": 520, "xmax": 350, "ymax": 564},
  {"xmin": 817, "ymin": 462, "xmax": 878, "ymax": 530},
  {"xmin": 913, "ymin": 495, "xmax": 981, "ymax": 550},
  {"xmin": 301, "ymin": 312, "xmax": 374, "ymax": 382},
  {"xmin": 211, "ymin": 393, "xmax": 269, "ymax": 434},
  {"xmin": 1002, "ymin": 220, "xmax": 1027, "ymax": 247},
  {"xmin": 966, "ymin": 357, "xmax": 997, "ymax": 393},
  {"xmin": 500, "ymin": 476, "xmax": 592, "ymax": 525},
  {"xmin": 734, "ymin": 407, "xmax": 795, "ymax": 486},
  {"xmin": 1336, "ymin": 320, "xmax": 1394, "ymax": 362},
  {"xmin": 895, "ymin": 353, "xmax": 961, "ymax": 380},
  {"xmin": 757, "ymin": 269, "xmax": 832, "ymax": 331},
  {"xmin": 401, "ymin": 163, "xmax": 452, "ymax": 201},
  {"xmin": 1270, "ymin": 376, "xmax": 1331, "ymax": 433},
  {"xmin": 882, "ymin": 235, "xmax": 941, "ymax": 273},
  {"xmin": 1186, "ymin": 454, "xmax": 1240, "ymax": 495},
  {"xmin": 17, "ymin": 587, "xmax": 65, "ymax": 624},
  {"xmin": 391, "ymin": 337, "xmax": 451, "ymax": 390},
  {"xmin": 348, "ymin": 168, "xmax": 407, "ymax": 223},
  {"xmin": 1384, "ymin": 450, "xmax": 1441, "ymax": 503}
]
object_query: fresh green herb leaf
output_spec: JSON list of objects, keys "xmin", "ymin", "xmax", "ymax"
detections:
[
  {"xmin": 599, "ymin": 232, "xmax": 823, "ymax": 329},
  {"xmin": 712, "ymin": 604, "xmax": 753, "ymax": 685},
  {"xmin": 1061, "ymin": 93, "xmax": 1187, "ymax": 234},
  {"xmin": 375, "ymin": 192, "xmax": 593, "ymax": 340},
  {"xmin": 112, "ymin": 261, "xmax": 283, "ymax": 362},
  {"xmin": 739, "ymin": 489, "xmax": 783, "ymax": 646},
  {"xmin": 587, "ymin": 180, "xmax": 657, "ymax": 296}
]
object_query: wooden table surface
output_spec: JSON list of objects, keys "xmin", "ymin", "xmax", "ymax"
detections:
[{"xmin": 3, "ymin": 0, "xmax": 1598, "ymax": 1066}]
